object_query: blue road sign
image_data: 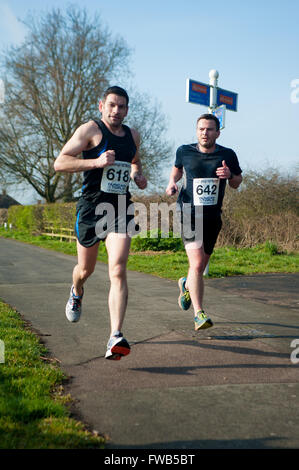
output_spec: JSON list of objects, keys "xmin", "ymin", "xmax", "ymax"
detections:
[
  {"xmin": 212, "ymin": 105, "xmax": 226, "ymax": 130},
  {"xmin": 186, "ymin": 79, "xmax": 210, "ymax": 106},
  {"xmin": 216, "ymin": 87, "xmax": 238, "ymax": 112}
]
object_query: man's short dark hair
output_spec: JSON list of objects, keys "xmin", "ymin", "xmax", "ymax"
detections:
[
  {"xmin": 197, "ymin": 113, "xmax": 220, "ymax": 131},
  {"xmin": 102, "ymin": 86, "xmax": 129, "ymax": 105}
]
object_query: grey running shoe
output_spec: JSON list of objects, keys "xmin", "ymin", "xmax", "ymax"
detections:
[
  {"xmin": 65, "ymin": 286, "xmax": 83, "ymax": 323},
  {"xmin": 105, "ymin": 331, "xmax": 131, "ymax": 360},
  {"xmin": 194, "ymin": 310, "xmax": 213, "ymax": 330}
]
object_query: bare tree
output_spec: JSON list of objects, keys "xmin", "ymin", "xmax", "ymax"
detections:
[
  {"xmin": 125, "ymin": 90, "xmax": 173, "ymax": 193},
  {"xmin": 0, "ymin": 6, "xmax": 171, "ymax": 203},
  {"xmin": 0, "ymin": 7, "xmax": 170, "ymax": 202},
  {"xmin": 1, "ymin": 6, "xmax": 130, "ymax": 202}
]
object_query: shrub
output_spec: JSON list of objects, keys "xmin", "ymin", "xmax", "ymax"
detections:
[
  {"xmin": 131, "ymin": 230, "xmax": 184, "ymax": 252},
  {"xmin": 0, "ymin": 209, "xmax": 7, "ymax": 225},
  {"xmin": 42, "ymin": 203, "xmax": 76, "ymax": 230},
  {"xmin": 7, "ymin": 205, "xmax": 43, "ymax": 232},
  {"xmin": 218, "ymin": 169, "xmax": 298, "ymax": 251}
]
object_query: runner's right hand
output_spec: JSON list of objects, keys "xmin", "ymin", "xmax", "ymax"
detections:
[
  {"xmin": 165, "ymin": 182, "xmax": 178, "ymax": 196},
  {"xmin": 96, "ymin": 150, "xmax": 115, "ymax": 168}
]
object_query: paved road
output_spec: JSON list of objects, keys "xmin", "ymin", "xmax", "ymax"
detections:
[{"xmin": 0, "ymin": 237, "xmax": 298, "ymax": 449}]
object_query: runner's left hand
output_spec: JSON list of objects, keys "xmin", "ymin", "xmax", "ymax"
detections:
[{"xmin": 133, "ymin": 173, "xmax": 147, "ymax": 189}]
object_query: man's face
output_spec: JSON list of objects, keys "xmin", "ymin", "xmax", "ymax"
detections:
[
  {"xmin": 99, "ymin": 93, "xmax": 128, "ymax": 128},
  {"xmin": 196, "ymin": 119, "xmax": 220, "ymax": 150}
]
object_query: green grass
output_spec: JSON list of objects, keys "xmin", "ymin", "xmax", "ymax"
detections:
[
  {"xmin": 208, "ymin": 243, "xmax": 299, "ymax": 277},
  {"xmin": 0, "ymin": 300, "xmax": 105, "ymax": 449},
  {"xmin": 127, "ymin": 244, "xmax": 299, "ymax": 279},
  {"xmin": 0, "ymin": 228, "xmax": 298, "ymax": 279}
]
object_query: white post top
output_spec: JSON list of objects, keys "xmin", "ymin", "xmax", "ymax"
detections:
[{"xmin": 209, "ymin": 69, "xmax": 219, "ymax": 85}]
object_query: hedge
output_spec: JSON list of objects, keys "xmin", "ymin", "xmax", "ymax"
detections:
[
  {"xmin": 5, "ymin": 170, "xmax": 299, "ymax": 252},
  {"xmin": 7, "ymin": 203, "xmax": 76, "ymax": 233}
]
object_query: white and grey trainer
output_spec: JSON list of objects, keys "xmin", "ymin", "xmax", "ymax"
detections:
[
  {"xmin": 105, "ymin": 331, "xmax": 130, "ymax": 360},
  {"xmin": 65, "ymin": 286, "xmax": 84, "ymax": 323}
]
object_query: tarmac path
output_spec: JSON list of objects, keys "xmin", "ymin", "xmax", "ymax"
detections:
[{"xmin": 0, "ymin": 237, "xmax": 298, "ymax": 449}]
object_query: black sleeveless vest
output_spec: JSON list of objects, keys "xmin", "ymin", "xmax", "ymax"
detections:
[{"xmin": 81, "ymin": 120, "xmax": 136, "ymax": 197}]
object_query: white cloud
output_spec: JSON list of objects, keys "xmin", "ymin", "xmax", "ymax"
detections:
[{"xmin": 0, "ymin": 2, "xmax": 26, "ymax": 44}]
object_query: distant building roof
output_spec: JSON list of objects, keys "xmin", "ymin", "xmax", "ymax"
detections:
[{"xmin": 0, "ymin": 191, "xmax": 21, "ymax": 208}]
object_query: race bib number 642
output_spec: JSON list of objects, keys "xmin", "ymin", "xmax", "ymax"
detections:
[{"xmin": 193, "ymin": 178, "xmax": 219, "ymax": 206}]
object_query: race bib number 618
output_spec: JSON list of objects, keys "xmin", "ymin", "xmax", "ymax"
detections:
[
  {"xmin": 193, "ymin": 178, "xmax": 219, "ymax": 206},
  {"xmin": 101, "ymin": 160, "xmax": 131, "ymax": 194}
]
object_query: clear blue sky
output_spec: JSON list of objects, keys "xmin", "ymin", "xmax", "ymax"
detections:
[{"xmin": 0, "ymin": 0, "xmax": 298, "ymax": 203}]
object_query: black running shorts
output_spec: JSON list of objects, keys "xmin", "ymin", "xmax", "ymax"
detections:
[
  {"xmin": 179, "ymin": 209, "xmax": 222, "ymax": 255},
  {"xmin": 75, "ymin": 195, "xmax": 136, "ymax": 247}
]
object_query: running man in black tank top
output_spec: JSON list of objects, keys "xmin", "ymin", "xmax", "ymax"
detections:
[
  {"xmin": 166, "ymin": 114, "xmax": 242, "ymax": 331},
  {"xmin": 54, "ymin": 86, "xmax": 147, "ymax": 360}
]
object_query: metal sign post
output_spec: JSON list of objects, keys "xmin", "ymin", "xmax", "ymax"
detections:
[
  {"xmin": 186, "ymin": 70, "xmax": 238, "ymax": 274},
  {"xmin": 208, "ymin": 69, "xmax": 218, "ymax": 111}
]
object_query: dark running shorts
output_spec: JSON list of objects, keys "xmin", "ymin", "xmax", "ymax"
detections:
[
  {"xmin": 75, "ymin": 195, "xmax": 136, "ymax": 247},
  {"xmin": 179, "ymin": 209, "xmax": 222, "ymax": 255}
]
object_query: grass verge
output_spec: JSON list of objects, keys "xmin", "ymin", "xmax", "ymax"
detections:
[
  {"xmin": 0, "ymin": 299, "xmax": 105, "ymax": 449},
  {"xmin": 0, "ymin": 228, "xmax": 298, "ymax": 279}
]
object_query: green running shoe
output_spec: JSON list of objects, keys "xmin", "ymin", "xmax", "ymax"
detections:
[
  {"xmin": 194, "ymin": 310, "xmax": 213, "ymax": 330},
  {"xmin": 178, "ymin": 277, "xmax": 191, "ymax": 310}
]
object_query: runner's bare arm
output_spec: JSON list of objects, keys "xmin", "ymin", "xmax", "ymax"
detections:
[
  {"xmin": 216, "ymin": 160, "xmax": 242, "ymax": 189},
  {"xmin": 54, "ymin": 121, "xmax": 115, "ymax": 173},
  {"xmin": 166, "ymin": 166, "xmax": 183, "ymax": 195},
  {"xmin": 130, "ymin": 129, "xmax": 147, "ymax": 189},
  {"xmin": 228, "ymin": 173, "xmax": 242, "ymax": 189}
]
